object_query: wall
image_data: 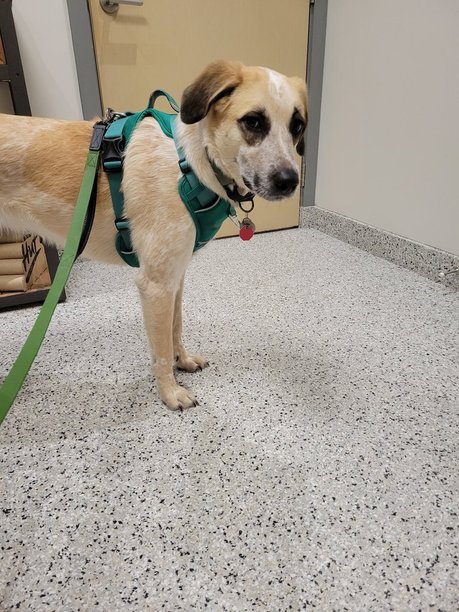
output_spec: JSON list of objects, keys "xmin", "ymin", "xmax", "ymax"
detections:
[
  {"xmin": 315, "ymin": 0, "xmax": 459, "ymax": 255},
  {"xmin": 0, "ymin": 0, "xmax": 82, "ymax": 119}
]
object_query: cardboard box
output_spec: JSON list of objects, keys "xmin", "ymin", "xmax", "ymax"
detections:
[{"xmin": 0, "ymin": 233, "xmax": 52, "ymax": 300}]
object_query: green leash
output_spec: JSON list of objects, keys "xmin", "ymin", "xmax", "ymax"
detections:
[{"xmin": 0, "ymin": 123, "xmax": 106, "ymax": 425}]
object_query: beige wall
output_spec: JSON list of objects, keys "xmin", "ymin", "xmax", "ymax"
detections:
[
  {"xmin": 316, "ymin": 0, "xmax": 459, "ymax": 255},
  {"xmin": 0, "ymin": 0, "xmax": 82, "ymax": 119}
]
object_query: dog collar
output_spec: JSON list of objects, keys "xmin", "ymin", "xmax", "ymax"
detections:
[
  {"xmin": 205, "ymin": 152, "xmax": 256, "ymax": 204},
  {"xmin": 102, "ymin": 91, "xmax": 240, "ymax": 266}
]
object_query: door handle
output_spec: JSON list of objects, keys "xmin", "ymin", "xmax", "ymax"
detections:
[{"xmin": 100, "ymin": 0, "xmax": 144, "ymax": 14}]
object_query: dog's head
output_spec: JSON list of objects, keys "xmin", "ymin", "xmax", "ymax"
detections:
[{"xmin": 180, "ymin": 60, "xmax": 308, "ymax": 201}]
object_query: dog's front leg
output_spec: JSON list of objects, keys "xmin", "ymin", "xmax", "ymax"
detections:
[
  {"xmin": 174, "ymin": 275, "xmax": 209, "ymax": 373},
  {"xmin": 136, "ymin": 271, "xmax": 198, "ymax": 410}
]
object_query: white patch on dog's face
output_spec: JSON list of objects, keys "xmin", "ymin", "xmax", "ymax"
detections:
[
  {"xmin": 267, "ymin": 68, "xmax": 287, "ymax": 99},
  {"xmin": 204, "ymin": 66, "xmax": 308, "ymax": 201}
]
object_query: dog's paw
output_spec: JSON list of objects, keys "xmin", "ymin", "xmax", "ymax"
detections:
[
  {"xmin": 175, "ymin": 353, "xmax": 209, "ymax": 373},
  {"xmin": 161, "ymin": 385, "xmax": 199, "ymax": 411}
]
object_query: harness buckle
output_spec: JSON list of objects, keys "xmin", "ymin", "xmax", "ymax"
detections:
[
  {"xmin": 114, "ymin": 218, "xmax": 130, "ymax": 232},
  {"xmin": 103, "ymin": 136, "xmax": 124, "ymax": 172},
  {"xmin": 178, "ymin": 157, "xmax": 191, "ymax": 174},
  {"xmin": 114, "ymin": 219, "xmax": 135, "ymax": 256}
]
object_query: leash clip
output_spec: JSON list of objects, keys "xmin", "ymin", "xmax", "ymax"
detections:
[
  {"xmin": 224, "ymin": 184, "xmax": 255, "ymax": 204},
  {"xmin": 90, "ymin": 122, "xmax": 108, "ymax": 152}
]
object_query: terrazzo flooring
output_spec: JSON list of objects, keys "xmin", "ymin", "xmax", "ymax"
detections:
[{"xmin": 1, "ymin": 228, "xmax": 458, "ymax": 611}]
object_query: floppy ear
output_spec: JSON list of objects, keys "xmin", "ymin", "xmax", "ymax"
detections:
[
  {"xmin": 289, "ymin": 76, "xmax": 308, "ymax": 156},
  {"xmin": 180, "ymin": 60, "xmax": 243, "ymax": 125}
]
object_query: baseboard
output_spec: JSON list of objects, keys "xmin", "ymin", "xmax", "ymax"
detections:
[{"xmin": 300, "ymin": 207, "xmax": 459, "ymax": 289}]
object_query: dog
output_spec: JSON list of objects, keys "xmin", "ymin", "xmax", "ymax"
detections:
[{"xmin": 0, "ymin": 60, "xmax": 308, "ymax": 410}]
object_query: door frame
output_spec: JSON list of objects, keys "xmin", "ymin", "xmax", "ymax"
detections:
[
  {"xmin": 66, "ymin": 0, "xmax": 102, "ymax": 119},
  {"xmin": 304, "ymin": 0, "xmax": 328, "ymax": 206},
  {"xmin": 66, "ymin": 0, "xmax": 328, "ymax": 207}
]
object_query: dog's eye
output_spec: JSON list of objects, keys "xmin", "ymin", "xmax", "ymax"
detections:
[
  {"xmin": 290, "ymin": 117, "xmax": 305, "ymax": 136},
  {"xmin": 241, "ymin": 113, "xmax": 264, "ymax": 132}
]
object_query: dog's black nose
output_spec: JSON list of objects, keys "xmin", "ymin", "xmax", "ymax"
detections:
[{"xmin": 271, "ymin": 167, "xmax": 299, "ymax": 195}]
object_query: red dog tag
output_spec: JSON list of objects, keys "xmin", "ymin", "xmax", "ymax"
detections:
[{"xmin": 240, "ymin": 218, "xmax": 255, "ymax": 241}]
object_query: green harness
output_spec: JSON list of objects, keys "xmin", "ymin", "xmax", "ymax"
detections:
[{"xmin": 103, "ymin": 90, "xmax": 237, "ymax": 266}]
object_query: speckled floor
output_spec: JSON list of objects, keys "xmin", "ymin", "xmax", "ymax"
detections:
[{"xmin": 1, "ymin": 228, "xmax": 458, "ymax": 611}]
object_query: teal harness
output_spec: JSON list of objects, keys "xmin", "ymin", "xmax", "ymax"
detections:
[{"xmin": 102, "ymin": 90, "xmax": 237, "ymax": 267}]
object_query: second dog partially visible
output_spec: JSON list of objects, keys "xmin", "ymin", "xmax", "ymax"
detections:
[{"xmin": 0, "ymin": 60, "xmax": 308, "ymax": 410}]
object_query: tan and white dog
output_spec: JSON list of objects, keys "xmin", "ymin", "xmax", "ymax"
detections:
[{"xmin": 0, "ymin": 60, "xmax": 307, "ymax": 410}]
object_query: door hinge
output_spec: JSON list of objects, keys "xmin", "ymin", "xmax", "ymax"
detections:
[
  {"xmin": 310, "ymin": 0, "xmax": 315, "ymax": 6},
  {"xmin": 300, "ymin": 160, "xmax": 306, "ymax": 188}
]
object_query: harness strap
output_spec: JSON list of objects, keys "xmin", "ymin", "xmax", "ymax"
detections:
[
  {"xmin": 102, "ymin": 91, "xmax": 181, "ymax": 267},
  {"xmin": 0, "ymin": 122, "xmax": 106, "ymax": 424},
  {"xmin": 103, "ymin": 115, "xmax": 139, "ymax": 266}
]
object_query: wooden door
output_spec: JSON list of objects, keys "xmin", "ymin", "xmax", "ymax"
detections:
[{"xmin": 89, "ymin": 0, "xmax": 308, "ymax": 237}]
